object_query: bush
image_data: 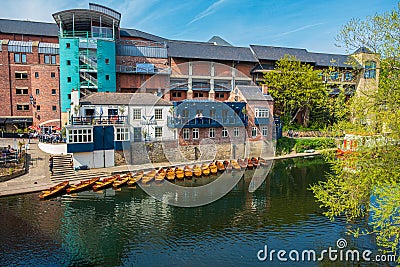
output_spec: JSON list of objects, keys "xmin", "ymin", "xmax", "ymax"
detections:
[
  {"xmin": 276, "ymin": 137, "xmax": 296, "ymax": 155},
  {"xmin": 276, "ymin": 137, "xmax": 337, "ymax": 155}
]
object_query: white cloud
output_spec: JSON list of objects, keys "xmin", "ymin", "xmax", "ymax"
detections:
[{"xmin": 188, "ymin": 0, "xmax": 227, "ymax": 25}]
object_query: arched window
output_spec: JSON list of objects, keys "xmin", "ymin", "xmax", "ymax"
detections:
[{"xmin": 364, "ymin": 61, "xmax": 376, "ymax": 79}]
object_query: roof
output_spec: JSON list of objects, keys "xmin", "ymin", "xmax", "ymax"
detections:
[
  {"xmin": 0, "ymin": 19, "xmax": 59, "ymax": 37},
  {"xmin": 80, "ymin": 93, "xmax": 171, "ymax": 106},
  {"xmin": 250, "ymin": 45, "xmax": 355, "ymax": 68},
  {"xmin": 120, "ymin": 28, "xmax": 166, "ymax": 42},
  {"xmin": 353, "ymin": 47, "xmax": 373, "ymax": 54},
  {"xmin": 235, "ymin": 85, "xmax": 273, "ymax": 101},
  {"xmin": 207, "ymin": 36, "xmax": 232, "ymax": 46},
  {"xmin": 167, "ymin": 40, "xmax": 257, "ymax": 62}
]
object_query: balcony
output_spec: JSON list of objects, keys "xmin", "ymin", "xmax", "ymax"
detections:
[
  {"xmin": 70, "ymin": 115, "xmax": 127, "ymax": 125},
  {"xmin": 167, "ymin": 115, "xmax": 248, "ymax": 128},
  {"xmin": 116, "ymin": 65, "xmax": 171, "ymax": 75}
]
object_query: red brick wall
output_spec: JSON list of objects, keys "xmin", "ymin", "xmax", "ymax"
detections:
[
  {"xmin": 0, "ymin": 34, "xmax": 58, "ymax": 43},
  {"xmin": 0, "ymin": 44, "xmax": 12, "ymax": 116},
  {"xmin": 177, "ymin": 126, "xmax": 246, "ymax": 146}
]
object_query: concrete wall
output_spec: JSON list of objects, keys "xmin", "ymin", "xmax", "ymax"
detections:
[{"xmin": 73, "ymin": 149, "xmax": 114, "ymax": 169}]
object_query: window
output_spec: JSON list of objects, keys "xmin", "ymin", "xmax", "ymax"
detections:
[
  {"xmin": 330, "ymin": 72, "xmax": 339, "ymax": 80},
  {"xmin": 209, "ymin": 128, "xmax": 215, "ymax": 138},
  {"xmin": 105, "ymin": 58, "xmax": 110, "ymax": 64},
  {"xmin": 364, "ymin": 61, "xmax": 376, "ymax": 79},
  {"xmin": 193, "ymin": 128, "xmax": 199, "ymax": 139},
  {"xmin": 44, "ymin": 55, "xmax": 50, "ymax": 64},
  {"xmin": 155, "ymin": 127, "xmax": 163, "ymax": 138},
  {"xmin": 222, "ymin": 110, "xmax": 228, "ymax": 122},
  {"xmin": 67, "ymin": 77, "xmax": 71, "ymax": 83},
  {"xmin": 66, "ymin": 60, "xmax": 71, "ymax": 65},
  {"xmin": 255, "ymin": 108, "xmax": 269, "ymax": 118},
  {"xmin": 21, "ymin": 54, "xmax": 26, "ymax": 63},
  {"xmin": 155, "ymin": 109, "xmax": 163, "ymax": 120},
  {"xmin": 194, "ymin": 92, "xmax": 204, "ymax": 98},
  {"xmin": 52, "ymin": 106, "xmax": 57, "ymax": 111},
  {"xmin": 183, "ymin": 128, "xmax": 190, "ymax": 140},
  {"xmin": 85, "ymin": 109, "xmax": 95, "ymax": 116},
  {"xmin": 51, "ymin": 55, "xmax": 56, "ymax": 64},
  {"xmin": 345, "ymin": 72, "xmax": 353, "ymax": 81},
  {"xmin": 172, "ymin": 91, "xmax": 182, "ymax": 98},
  {"xmin": 35, "ymin": 72, "xmax": 39, "ymax": 78},
  {"xmin": 216, "ymin": 93, "xmax": 225, "ymax": 99},
  {"xmin": 36, "ymin": 89, "xmax": 40, "ymax": 95},
  {"xmin": 66, "ymin": 43, "xmax": 71, "ymax": 48},
  {"xmin": 16, "ymin": 88, "xmax": 28, "ymax": 95},
  {"xmin": 36, "ymin": 105, "xmax": 40, "ymax": 111},
  {"xmin": 222, "ymin": 128, "xmax": 228, "ymax": 138},
  {"xmin": 14, "ymin": 53, "xmax": 20, "ymax": 63},
  {"xmin": 51, "ymin": 89, "xmax": 56, "ymax": 95},
  {"xmin": 68, "ymin": 128, "xmax": 93, "ymax": 143},
  {"xmin": 106, "ymin": 75, "xmax": 110, "ymax": 80},
  {"xmin": 209, "ymin": 109, "xmax": 216, "ymax": 119},
  {"xmin": 262, "ymin": 127, "xmax": 268, "ymax": 137},
  {"xmin": 108, "ymin": 109, "xmax": 118, "ymax": 116},
  {"xmin": 115, "ymin": 127, "xmax": 129, "ymax": 141},
  {"xmin": 67, "ymin": 94, "xmax": 71, "ymax": 99},
  {"xmin": 252, "ymin": 127, "xmax": 257, "ymax": 138},
  {"xmin": 132, "ymin": 109, "xmax": 141, "ymax": 120},
  {"xmin": 17, "ymin": 104, "xmax": 29, "ymax": 111},
  {"xmin": 234, "ymin": 127, "xmax": 239, "ymax": 137},
  {"xmin": 15, "ymin": 72, "xmax": 28, "ymax": 79},
  {"xmin": 51, "ymin": 72, "xmax": 56, "ymax": 78}
]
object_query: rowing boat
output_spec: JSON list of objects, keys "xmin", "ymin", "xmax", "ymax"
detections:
[
  {"xmin": 223, "ymin": 160, "xmax": 233, "ymax": 172},
  {"xmin": 175, "ymin": 167, "xmax": 185, "ymax": 180},
  {"xmin": 238, "ymin": 159, "xmax": 247, "ymax": 169},
  {"xmin": 184, "ymin": 165, "xmax": 193, "ymax": 178},
  {"xmin": 246, "ymin": 158, "xmax": 254, "ymax": 169},
  {"xmin": 251, "ymin": 157, "xmax": 259, "ymax": 168},
  {"xmin": 39, "ymin": 181, "xmax": 69, "ymax": 199},
  {"xmin": 93, "ymin": 176, "xmax": 119, "ymax": 191},
  {"xmin": 142, "ymin": 169, "xmax": 156, "ymax": 184},
  {"xmin": 66, "ymin": 177, "xmax": 99, "ymax": 194},
  {"xmin": 201, "ymin": 164, "xmax": 210, "ymax": 176},
  {"xmin": 193, "ymin": 165, "xmax": 202, "ymax": 177},
  {"xmin": 155, "ymin": 168, "xmax": 166, "ymax": 183},
  {"xmin": 113, "ymin": 176, "xmax": 130, "ymax": 188},
  {"xmin": 216, "ymin": 161, "xmax": 225, "ymax": 172},
  {"xmin": 166, "ymin": 167, "xmax": 175, "ymax": 181},
  {"xmin": 128, "ymin": 171, "xmax": 143, "ymax": 186},
  {"xmin": 231, "ymin": 160, "xmax": 241, "ymax": 171}
]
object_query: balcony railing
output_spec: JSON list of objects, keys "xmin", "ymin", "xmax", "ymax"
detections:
[
  {"xmin": 167, "ymin": 115, "xmax": 248, "ymax": 128},
  {"xmin": 70, "ymin": 115, "xmax": 127, "ymax": 125},
  {"xmin": 116, "ymin": 65, "xmax": 171, "ymax": 74}
]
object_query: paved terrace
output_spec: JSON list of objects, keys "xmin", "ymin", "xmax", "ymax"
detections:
[{"xmin": 0, "ymin": 139, "xmax": 328, "ymax": 198}]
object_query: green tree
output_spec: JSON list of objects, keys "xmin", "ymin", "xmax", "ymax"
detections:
[
  {"xmin": 263, "ymin": 55, "xmax": 327, "ymax": 127},
  {"xmin": 311, "ymin": 4, "xmax": 400, "ymax": 259}
]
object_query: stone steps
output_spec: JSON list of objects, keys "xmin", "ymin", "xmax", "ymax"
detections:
[{"xmin": 51, "ymin": 171, "xmax": 111, "ymax": 183}]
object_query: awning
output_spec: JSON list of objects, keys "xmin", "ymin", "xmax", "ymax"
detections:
[{"xmin": 5, "ymin": 117, "xmax": 33, "ymax": 123}]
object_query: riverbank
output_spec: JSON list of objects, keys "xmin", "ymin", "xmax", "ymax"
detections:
[{"xmin": 0, "ymin": 142, "xmax": 331, "ymax": 198}]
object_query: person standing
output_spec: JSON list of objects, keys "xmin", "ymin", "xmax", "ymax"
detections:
[{"xmin": 49, "ymin": 156, "xmax": 54, "ymax": 175}]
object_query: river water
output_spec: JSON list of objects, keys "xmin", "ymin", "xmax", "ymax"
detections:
[{"xmin": 0, "ymin": 157, "xmax": 383, "ymax": 266}]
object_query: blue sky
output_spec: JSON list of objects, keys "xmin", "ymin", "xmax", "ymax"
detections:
[{"xmin": 0, "ymin": 0, "xmax": 397, "ymax": 54}]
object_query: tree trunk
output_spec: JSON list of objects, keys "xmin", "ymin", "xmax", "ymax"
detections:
[
  {"xmin": 290, "ymin": 107, "xmax": 302, "ymax": 124},
  {"xmin": 302, "ymin": 107, "xmax": 310, "ymax": 127}
]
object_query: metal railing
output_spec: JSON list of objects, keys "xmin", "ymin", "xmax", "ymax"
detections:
[
  {"xmin": 80, "ymin": 72, "xmax": 98, "ymax": 86},
  {"xmin": 70, "ymin": 115, "xmax": 128, "ymax": 125},
  {"xmin": 116, "ymin": 65, "xmax": 171, "ymax": 74}
]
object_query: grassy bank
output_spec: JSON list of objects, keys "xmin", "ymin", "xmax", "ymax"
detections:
[{"xmin": 276, "ymin": 137, "xmax": 337, "ymax": 155}]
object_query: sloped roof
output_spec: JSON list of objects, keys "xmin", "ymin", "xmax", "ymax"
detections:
[
  {"xmin": 207, "ymin": 36, "xmax": 232, "ymax": 46},
  {"xmin": 80, "ymin": 92, "xmax": 171, "ymax": 106},
  {"xmin": 235, "ymin": 85, "xmax": 273, "ymax": 101},
  {"xmin": 120, "ymin": 28, "xmax": 166, "ymax": 42},
  {"xmin": 167, "ymin": 40, "xmax": 257, "ymax": 62},
  {"xmin": 353, "ymin": 47, "xmax": 373, "ymax": 54},
  {"xmin": 0, "ymin": 19, "xmax": 59, "ymax": 37}
]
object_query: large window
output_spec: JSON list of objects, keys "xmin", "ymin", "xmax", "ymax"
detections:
[
  {"xmin": 16, "ymin": 88, "xmax": 28, "ymax": 95},
  {"xmin": 262, "ymin": 127, "xmax": 268, "ymax": 137},
  {"xmin": 115, "ymin": 127, "xmax": 129, "ymax": 141},
  {"xmin": 209, "ymin": 128, "xmax": 215, "ymax": 138},
  {"xmin": 132, "ymin": 109, "xmax": 141, "ymax": 120},
  {"xmin": 183, "ymin": 128, "xmax": 190, "ymax": 140},
  {"xmin": 155, "ymin": 109, "xmax": 163, "ymax": 120},
  {"xmin": 14, "ymin": 53, "xmax": 26, "ymax": 63},
  {"xmin": 222, "ymin": 128, "xmax": 228, "ymax": 138},
  {"xmin": 255, "ymin": 108, "xmax": 269, "ymax": 118},
  {"xmin": 193, "ymin": 128, "xmax": 199, "ymax": 139},
  {"xmin": 155, "ymin": 127, "xmax": 163, "ymax": 138},
  {"xmin": 68, "ymin": 128, "xmax": 93, "ymax": 143},
  {"xmin": 234, "ymin": 127, "xmax": 239, "ymax": 137},
  {"xmin": 15, "ymin": 72, "xmax": 28, "ymax": 79},
  {"xmin": 364, "ymin": 61, "xmax": 376, "ymax": 79}
]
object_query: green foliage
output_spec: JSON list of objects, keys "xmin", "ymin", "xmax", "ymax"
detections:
[
  {"xmin": 276, "ymin": 137, "xmax": 336, "ymax": 155},
  {"xmin": 276, "ymin": 137, "xmax": 296, "ymax": 155}
]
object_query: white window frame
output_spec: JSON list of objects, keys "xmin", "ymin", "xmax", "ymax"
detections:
[
  {"xmin": 155, "ymin": 109, "xmax": 163, "ymax": 120},
  {"xmin": 183, "ymin": 128, "xmax": 190, "ymax": 140},
  {"xmin": 252, "ymin": 127, "xmax": 257, "ymax": 138},
  {"xmin": 222, "ymin": 128, "xmax": 228, "ymax": 138},
  {"xmin": 155, "ymin": 126, "xmax": 163, "ymax": 138},
  {"xmin": 262, "ymin": 127, "xmax": 268, "ymax": 137},
  {"xmin": 115, "ymin": 127, "xmax": 130, "ymax": 141},
  {"xmin": 255, "ymin": 108, "xmax": 269, "ymax": 118},
  {"xmin": 234, "ymin": 127, "xmax": 239, "ymax": 137},
  {"xmin": 67, "ymin": 128, "xmax": 93, "ymax": 143},
  {"xmin": 209, "ymin": 128, "xmax": 215, "ymax": 138},
  {"xmin": 132, "ymin": 108, "xmax": 142, "ymax": 120},
  {"xmin": 193, "ymin": 128, "xmax": 199, "ymax": 139}
]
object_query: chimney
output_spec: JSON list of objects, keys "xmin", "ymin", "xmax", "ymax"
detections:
[{"xmin": 261, "ymin": 84, "xmax": 268, "ymax": 95}]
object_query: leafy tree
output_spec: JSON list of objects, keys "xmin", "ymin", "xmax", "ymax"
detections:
[
  {"xmin": 263, "ymin": 55, "xmax": 327, "ymax": 127},
  {"xmin": 311, "ymin": 4, "xmax": 400, "ymax": 259}
]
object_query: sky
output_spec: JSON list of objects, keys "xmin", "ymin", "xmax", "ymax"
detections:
[{"xmin": 0, "ymin": 0, "xmax": 397, "ymax": 54}]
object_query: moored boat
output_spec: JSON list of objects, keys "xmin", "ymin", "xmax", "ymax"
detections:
[
  {"xmin": 39, "ymin": 181, "xmax": 69, "ymax": 199},
  {"xmin": 238, "ymin": 159, "xmax": 247, "ymax": 169},
  {"xmin": 246, "ymin": 158, "xmax": 254, "ymax": 169},
  {"xmin": 66, "ymin": 177, "xmax": 100, "ymax": 194},
  {"xmin": 251, "ymin": 157, "xmax": 259, "ymax": 168},
  {"xmin": 209, "ymin": 162, "xmax": 218, "ymax": 174},
  {"xmin": 193, "ymin": 165, "xmax": 202, "ymax": 177},
  {"xmin": 175, "ymin": 167, "xmax": 185, "ymax": 180},
  {"xmin": 201, "ymin": 164, "xmax": 210, "ymax": 176},
  {"xmin": 166, "ymin": 167, "xmax": 176, "ymax": 181},
  {"xmin": 223, "ymin": 160, "xmax": 233, "ymax": 172},
  {"xmin": 128, "ymin": 170, "xmax": 144, "ymax": 186},
  {"xmin": 231, "ymin": 160, "xmax": 241, "ymax": 171},
  {"xmin": 216, "ymin": 161, "xmax": 225, "ymax": 172},
  {"xmin": 155, "ymin": 168, "xmax": 166, "ymax": 183},
  {"xmin": 258, "ymin": 157, "xmax": 269, "ymax": 166},
  {"xmin": 184, "ymin": 165, "xmax": 193, "ymax": 179},
  {"xmin": 93, "ymin": 176, "xmax": 118, "ymax": 191},
  {"xmin": 142, "ymin": 169, "xmax": 156, "ymax": 184},
  {"xmin": 113, "ymin": 176, "xmax": 129, "ymax": 188}
]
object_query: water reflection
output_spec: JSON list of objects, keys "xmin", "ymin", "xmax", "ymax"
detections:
[{"xmin": 0, "ymin": 157, "xmax": 380, "ymax": 266}]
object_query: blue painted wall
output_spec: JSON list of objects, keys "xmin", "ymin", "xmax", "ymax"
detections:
[
  {"xmin": 97, "ymin": 40, "xmax": 116, "ymax": 93},
  {"xmin": 93, "ymin": 126, "xmax": 114, "ymax": 150}
]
